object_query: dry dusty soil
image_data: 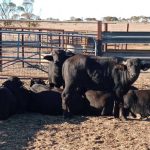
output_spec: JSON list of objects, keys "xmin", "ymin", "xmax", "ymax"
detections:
[{"xmin": 0, "ymin": 73, "xmax": 150, "ymax": 150}]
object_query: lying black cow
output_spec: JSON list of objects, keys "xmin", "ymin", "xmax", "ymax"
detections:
[
  {"xmin": 29, "ymin": 81, "xmax": 90, "ymax": 116},
  {"xmin": 124, "ymin": 90, "xmax": 150, "ymax": 119},
  {"xmin": 30, "ymin": 78, "xmax": 50, "ymax": 93},
  {"xmin": 28, "ymin": 89, "xmax": 63, "ymax": 115},
  {"xmin": 61, "ymin": 54, "xmax": 150, "ymax": 119},
  {"xmin": 44, "ymin": 49, "xmax": 75, "ymax": 88},
  {"xmin": 2, "ymin": 76, "xmax": 30, "ymax": 114},
  {"xmin": 0, "ymin": 86, "xmax": 16, "ymax": 120},
  {"xmin": 30, "ymin": 78, "xmax": 46, "ymax": 87}
]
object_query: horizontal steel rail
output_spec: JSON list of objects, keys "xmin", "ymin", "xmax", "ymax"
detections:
[{"xmin": 102, "ymin": 32, "xmax": 150, "ymax": 43}]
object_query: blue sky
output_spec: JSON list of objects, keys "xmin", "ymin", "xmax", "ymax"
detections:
[{"xmin": 12, "ymin": 0, "xmax": 150, "ymax": 20}]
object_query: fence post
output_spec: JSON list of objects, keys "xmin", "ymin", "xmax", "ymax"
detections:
[
  {"xmin": 22, "ymin": 29, "xmax": 24, "ymax": 68},
  {"xmin": 96, "ymin": 21, "xmax": 102, "ymax": 56},
  {"xmin": 104, "ymin": 23, "xmax": 108, "ymax": 52},
  {"xmin": 125, "ymin": 23, "xmax": 129, "ymax": 50},
  {"xmin": 0, "ymin": 28, "xmax": 2, "ymax": 72},
  {"xmin": 62, "ymin": 30, "xmax": 64, "ymax": 49},
  {"xmin": 39, "ymin": 29, "xmax": 42, "ymax": 64}
]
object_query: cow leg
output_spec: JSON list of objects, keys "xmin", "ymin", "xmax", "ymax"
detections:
[
  {"xmin": 61, "ymin": 84, "xmax": 77, "ymax": 118},
  {"xmin": 101, "ymin": 99, "xmax": 114, "ymax": 116},
  {"xmin": 113, "ymin": 101, "xmax": 119, "ymax": 118},
  {"xmin": 119, "ymin": 103, "xmax": 127, "ymax": 121},
  {"xmin": 61, "ymin": 92, "xmax": 72, "ymax": 118}
]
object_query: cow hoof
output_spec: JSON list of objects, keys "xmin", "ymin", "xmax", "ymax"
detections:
[{"xmin": 120, "ymin": 116, "xmax": 127, "ymax": 121}]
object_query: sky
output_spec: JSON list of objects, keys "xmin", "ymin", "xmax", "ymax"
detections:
[{"xmin": 12, "ymin": 0, "xmax": 150, "ymax": 20}]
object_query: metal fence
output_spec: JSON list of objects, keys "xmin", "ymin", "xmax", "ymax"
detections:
[{"xmin": 0, "ymin": 27, "xmax": 97, "ymax": 80}]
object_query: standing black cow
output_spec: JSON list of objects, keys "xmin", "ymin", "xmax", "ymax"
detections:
[
  {"xmin": 123, "ymin": 90, "xmax": 150, "ymax": 119},
  {"xmin": 2, "ymin": 76, "xmax": 30, "ymax": 113},
  {"xmin": 44, "ymin": 49, "xmax": 75, "ymax": 88},
  {"xmin": 0, "ymin": 86, "xmax": 17, "ymax": 120},
  {"xmin": 61, "ymin": 54, "xmax": 150, "ymax": 119}
]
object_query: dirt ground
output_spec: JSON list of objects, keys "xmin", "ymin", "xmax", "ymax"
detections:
[{"xmin": 0, "ymin": 72, "xmax": 149, "ymax": 150}]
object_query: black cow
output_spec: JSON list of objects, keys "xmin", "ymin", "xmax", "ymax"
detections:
[
  {"xmin": 29, "ymin": 81, "xmax": 90, "ymax": 115},
  {"xmin": 85, "ymin": 86, "xmax": 138, "ymax": 116},
  {"xmin": 44, "ymin": 49, "xmax": 75, "ymax": 88},
  {"xmin": 124, "ymin": 90, "xmax": 150, "ymax": 119},
  {"xmin": 0, "ymin": 86, "xmax": 17, "ymax": 120},
  {"xmin": 85, "ymin": 90, "xmax": 114, "ymax": 116},
  {"xmin": 2, "ymin": 76, "xmax": 30, "ymax": 114},
  {"xmin": 61, "ymin": 54, "xmax": 150, "ymax": 119},
  {"xmin": 30, "ymin": 78, "xmax": 46, "ymax": 87},
  {"xmin": 30, "ymin": 78, "xmax": 50, "ymax": 93},
  {"xmin": 28, "ymin": 89, "xmax": 63, "ymax": 115}
]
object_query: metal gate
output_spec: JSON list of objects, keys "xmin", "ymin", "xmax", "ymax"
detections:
[{"xmin": 0, "ymin": 27, "xmax": 97, "ymax": 80}]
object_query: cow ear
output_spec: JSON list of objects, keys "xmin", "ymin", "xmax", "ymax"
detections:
[{"xmin": 43, "ymin": 55, "xmax": 53, "ymax": 61}]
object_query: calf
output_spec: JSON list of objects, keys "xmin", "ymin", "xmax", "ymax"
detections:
[
  {"xmin": 85, "ymin": 90, "xmax": 114, "ymax": 116},
  {"xmin": 85, "ymin": 86, "xmax": 138, "ymax": 116},
  {"xmin": 124, "ymin": 90, "xmax": 150, "ymax": 119}
]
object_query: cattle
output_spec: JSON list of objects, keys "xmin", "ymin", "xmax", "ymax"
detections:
[
  {"xmin": 43, "ymin": 49, "xmax": 75, "ymax": 88},
  {"xmin": 84, "ymin": 85, "xmax": 138, "ymax": 116},
  {"xmin": 30, "ymin": 78, "xmax": 50, "ymax": 93},
  {"xmin": 61, "ymin": 54, "xmax": 150, "ymax": 119},
  {"xmin": 85, "ymin": 90, "xmax": 114, "ymax": 116},
  {"xmin": 28, "ymin": 89, "xmax": 63, "ymax": 115},
  {"xmin": 2, "ymin": 76, "xmax": 30, "ymax": 114},
  {"xmin": 123, "ymin": 90, "xmax": 150, "ymax": 119},
  {"xmin": 28, "ymin": 81, "xmax": 89, "ymax": 116},
  {"xmin": 30, "ymin": 78, "xmax": 46, "ymax": 87},
  {"xmin": 0, "ymin": 86, "xmax": 17, "ymax": 120}
]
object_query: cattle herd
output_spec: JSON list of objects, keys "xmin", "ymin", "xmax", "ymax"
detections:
[{"xmin": 0, "ymin": 49, "xmax": 150, "ymax": 121}]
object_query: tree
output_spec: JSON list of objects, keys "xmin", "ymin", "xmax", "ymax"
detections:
[
  {"xmin": 0, "ymin": 0, "xmax": 38, "ymax": 20},
  {"xmin": 85, "ymin": 18, "xmax": 97, "ymax": 21},
  {"xmin": 103, "ymin": 16, "xmax": 118, "ymax": 22},
  {"xmin": 0, "ymin": 0, "xmax": 18, "ymax": 19}
]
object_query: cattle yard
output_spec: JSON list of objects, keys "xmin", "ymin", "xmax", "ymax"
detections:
[
  {"xmin": 0, "ymin": 21, "xmax": 150, "ymax": 150},
  {"xmin": 0, "ymin": 21, "xmax": 150, "ymax": 83}
]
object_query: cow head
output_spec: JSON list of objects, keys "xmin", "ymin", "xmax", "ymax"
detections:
[
  {"xmin": 30, "ymin": 78, "xmax": 46, "ymax": 87},
  {"xmin": 44, "ymin": 49, "xmax": 74, "ymax": 66},
  {"xmin": 44, "ymin": 49, "xmax": 75, "ymax": 88},
  {"xmin": 2, "ymin": 76, "xmax": 23, "ymax": 89}
]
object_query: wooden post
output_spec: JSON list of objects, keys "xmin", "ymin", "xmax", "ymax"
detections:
[
  {"xmin": 62, "ymin": 30, "xmax": 64, "ymax": 49},
  {"xmin": 49, "ymin": 31, "xmax": 53, "ymax": 52},
  {"xmin": 125, "ymin": 23, "xmax": 129, "ymax": 50},
  {"xmin": 0, "ymin": 28, "xmax": 2, "ymax": 72},
  {"xmin": 39, "ymin": 29, "xmax": 42, "ymax": 64},
  {"xmin": 58, "ymin": 32, "xmax": 61, "ymax": 49},
  {"xmin": 104, "ymin": 23, "xmax": 108, "ymax": 52},
  {"xmin": 96, "ymin": 21, "xmax": 102, "ymax": 56},
  {"xmin": 22, "ymin": 29, "xmax": 24, "ymax": 68}
]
